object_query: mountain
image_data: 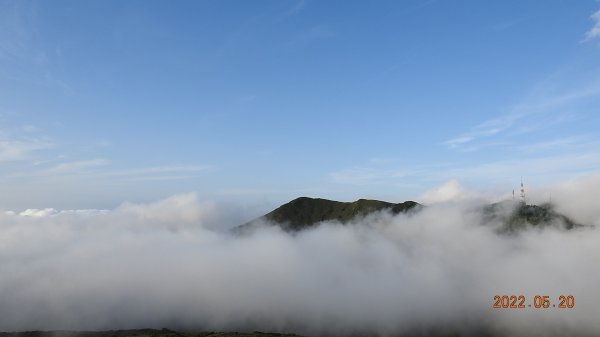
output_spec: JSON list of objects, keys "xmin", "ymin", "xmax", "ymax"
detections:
[
  {"xmin": 235, "ymin": 197, "xmax": 583, "ymax": 233},
  {"xmin": 483, "ymin": 201, "xmax": 582, "ymax": 233},
  {"xmin": 236, "ymin": 197, "xmax": 421, "ymax": 232}
]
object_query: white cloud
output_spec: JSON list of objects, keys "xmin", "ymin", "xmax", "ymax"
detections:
[
  {"xmin": 303, "ymin": 25, "xmax": 335, "ymax": 39},
  {"xmin": 289, "ymin": 25, "xmax": 337, "ymax": 47},
  {"xmin": 283, "ymin": 0, "xmax": 305, "ymax": 17},
  {"xmin": 106, "ymin": 165, "xmax": 212, "ymax": 177},
  {"xmin": 444, "ymin": 82, "xmax": 600, "ymax": 151},
  {"xmin": 18, "ymin": 208, "xmax": 58, "ymax": 217},
  {"xmin": 583, "ymin": 9, "xmax": 600, "ymax": 42},
  {"xmin": 443, "ymin": 136, "xmax": 474, "ymax": 148},
  {"xmin": 7, "ymin": 162, "xmax": 211, "ymax": 182},
  {"xmin": 22, "ymin": 125, "xmax": 38, "ymax": 133},
  {"xmin": 45, "ymin": 158, "xmax": 108, "ymax": 174},
  {"xmin": 116, "ymin": 193, "xmax": 216, "ymax": 225},
  {"xmin": 445, "ymin": 152, "xmax": 600, "ymax": 184},
  {"xmin": 16, "ymin": 208, "xmax": 109, "ymax": 217},
  {"xmin": 104, "ymin": 165, "xmax": 213, "ymax": 181},
  {"xmin": 516, "ymin": 135, "xmax": 597, "ymax": 153},
  {"xmin": 330, "ymin": 148, "xmax": 600, "ymax": 194},
  {"xmin": 530, "ymin": 172, "xmax": 600, "ymax": 226},
  {"xmin": 419, "ymin": 180, "xmax": 486, "ymax": 204},
  {"xmin": 0, "ymin": 139, "xmax": 49, "ymax": 162},
  {"xmin": 0, "ymin": 180, "xmax": 600, "ymax": 335}
]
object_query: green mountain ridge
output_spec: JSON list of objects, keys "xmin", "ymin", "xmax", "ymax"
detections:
[
  {"xmin": 235, "ymin": 197, "xmax": 421, "ymax": 232},
  {"xmin": 483, "ymin": 201, "xmax": 582, "ymax": 232},
  {"xmin": 235, "ymin": 197, "xmax": 582, "ymax": 233}
]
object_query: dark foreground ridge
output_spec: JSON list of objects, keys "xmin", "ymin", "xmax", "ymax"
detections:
[
  {"xmin": 0, "ymin": 330, "xmax": 306, "ymax": 337},
  {"xmin": 236, "ymin": 197, "xmax": 421, "ymax": 232}
]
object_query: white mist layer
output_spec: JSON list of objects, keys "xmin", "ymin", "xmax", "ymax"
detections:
[{"xmin": 0, "ymin": 176, "xmax": 600, "ymax": 336}]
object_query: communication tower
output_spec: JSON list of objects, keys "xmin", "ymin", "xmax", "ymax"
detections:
[{"xmin": 519, "ymin": 177, "xmax": 526, "ymax": 204}]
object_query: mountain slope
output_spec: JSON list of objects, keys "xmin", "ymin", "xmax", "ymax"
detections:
[
  {"xmin": 483, "ymin": 201, "xmax": 582, "ymax": 232},
  {"xmin": 236, "ymin": 196, "xmax": 583, "ymax": 234},
  {"xmin": 237, "ymin": 197, "xmax": 421, "ymax": 232}
]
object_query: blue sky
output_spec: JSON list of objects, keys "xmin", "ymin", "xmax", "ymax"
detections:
[{"xmin": 1, "ymin": 0, "xmax": 600, "ymax": 209}]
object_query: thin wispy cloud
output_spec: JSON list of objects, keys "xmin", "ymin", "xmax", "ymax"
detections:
[
  {"xmin": 394, "ymin": 0, "xmax": 438, "ymax": 17},
  {"xmin": 121, "ymin": 175, "xmax": 200, "ymax": 182},
  {"xmin": 516, "ymin": 135, "xmax": 598, "ymax": 154},
  {"xmin": 510, "ymin": 110, "xmax": 579, "ymax": 136},
  {"xmin": 0, "ymin": 139, "xmax": 50, "ymax": 162},
  {"xmin": 288, "ymin": 24, "xmax": 336, "ymax": 47},
  {"xmin": 0, "ymin": 1, "xmax": 598, "ymax": 214},
  {"xmin": 0, "ymin": 161, "xmax": 214, "ymax": 210},
  {"xmin": 303, "ymin": 25, "xmax": 336, "ymax": 40},
  {"xmin": 444, "ymin": 136, "xmax": 475, "ymax": 149},
  {"xmin": 45, "ymin": 159, "xmax": 108, "ymax": 174},
  {"xmin": 22, "ymin": 124, "xmax": 38, "ymax": 133},
  {"xmin": 4, "ymin": 161, "xmax": 212, "ymax": 183},
  {"xmin": 0, "ymin": 0, "xmax": 74, "ymax": 93},
  {"xmin": 283, "ymin": 0, "xmax": 305, "ymax": 17},
  {"xmin": 105, "ymin": 165, "xmax": 213, "ymax": 180},
  {"xmin": 491, "ymin": 16, "xmax": 527, "ymax": 32},
  {"xmin": 438, "ymin": 152, "xmax": 600, "ymax": 184},
  {"xmin": 444, "ymin": 81, "xmax": 600, "ymax": 151},
  {"xmin": 330, "ymin": 148, "xmax": 600, "ymax": 194},
  {"xmin": 583, "ymin": 9, "xmax": 600, "ymax": 42},
  {"xmin": 444, "ymin": 111, "xmax": 526, "ymax": 150},
  {"xmin": 0, "ymin": 0, "xmax": 29, "ymax": 61},
  {"xmin": 285, "ymin": 23, "xmax": 338, "ymax": 48}
]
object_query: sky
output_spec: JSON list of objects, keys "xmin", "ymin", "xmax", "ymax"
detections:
[
  {"xmin": 3, "ymin": 2, "xmax": 600, "ymax": 335},
  {"xmin": 1, "ymin": 0, "xmax": 600, "ymax": 210}
]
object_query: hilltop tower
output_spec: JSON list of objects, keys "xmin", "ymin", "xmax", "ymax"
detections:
[{"xmin": 519, "ymin": 177, "xmax": 526, "ymax": 204}]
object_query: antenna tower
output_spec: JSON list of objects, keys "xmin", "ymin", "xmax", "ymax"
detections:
[{"xmin": 519, "ymin": 177, "xmax": 526, "ymax": 204}]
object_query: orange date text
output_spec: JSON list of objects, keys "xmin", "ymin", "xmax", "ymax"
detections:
[{"xmin": 492, "ymin": 295, "xmax": 574, "ymax": 309}]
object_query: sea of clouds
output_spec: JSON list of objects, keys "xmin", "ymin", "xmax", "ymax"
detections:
[{"xmin": 1, "ymin": 174, "xmax": 600, "ymax": 336}]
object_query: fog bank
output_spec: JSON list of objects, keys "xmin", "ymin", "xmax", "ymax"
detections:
[{"xmin": 1, "ymin": 176, "xmax": 600, "ymax": 336}]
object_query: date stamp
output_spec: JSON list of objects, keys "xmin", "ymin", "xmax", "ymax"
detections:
[{"xmin": 493, "ymin": 295, "xmax": 575, "ymax": 309}]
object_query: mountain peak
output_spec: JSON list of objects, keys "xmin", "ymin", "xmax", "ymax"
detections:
[
  {"xmin": 237, "ymin": 197, "xmax": 421, "ymax": 232},
  {"xmin": 235, "ymin": 196, "xmax": 583, "ymax": 234},
  {"xmin": 483, "ymin": 200, "xmax": 582, "ymax": 232}
]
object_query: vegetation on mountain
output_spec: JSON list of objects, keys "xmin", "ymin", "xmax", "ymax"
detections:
[
  {"xmin": 483, "ymin": 201, "xmax": 582, "ymax": 232},
  {"xmin": 237, "ymin": 197, "xmax": 421, "ymax": 232},
  {"xmin": 236, "ymin": 196, "xmax": 583, "ymax": 233}
]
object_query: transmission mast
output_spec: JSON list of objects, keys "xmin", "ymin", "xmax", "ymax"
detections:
[{"xmin": 519, "ymin": 177, "xmax": 526, "ymax": 204}]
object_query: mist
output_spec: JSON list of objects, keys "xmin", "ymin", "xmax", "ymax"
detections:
[{"xmin": 1, "ymin": 176, "xmax": 600, "ymax": 337}]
